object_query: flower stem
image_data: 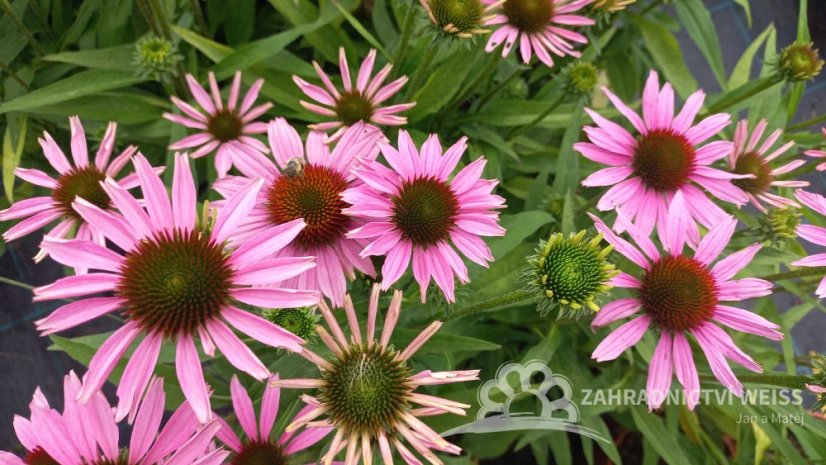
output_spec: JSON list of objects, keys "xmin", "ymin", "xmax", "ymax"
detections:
[
  {"xmin": 405, "ymin": 44, "xmax": 440, "ymax": 100},
  {"xmin": 760, "ymin": 267, "xmax": 826, "ymax": 282},
  {"xmin": 788, "ymin": 112, "xmax": 826, "ymax": 131},
  {"xmin": 700, "ymin": 372, "xmax": 812, "ymax": 390},
  {"xmin": 705, "ymin": 75, "xmax": 784, "ymax": 114},
  {"xmin": 447, "ymin": 289, "xmax": 537, "ymax": 321},
  {"xmin": 392, "ymin": 4, "xmax": 416, "ymax": 78},
  {"xmin": 0, "ymin": 276, "xmax": 33, "ymax": 290},
  {"xmin": 475, "ymin": 67, "xmax": 523, "ymax": 110},
  {"xmin": 187, "ymin": 0, "xmax": 209, "ymax": 36},
  {"xmin": 451, "ymin": 52, "xmax": 502, "ymax": 108},
  {"xmin": 508, "ymin": 93, "xmax": 567, "ymax": 140}
]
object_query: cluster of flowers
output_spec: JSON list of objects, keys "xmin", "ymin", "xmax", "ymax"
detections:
[
  {"xmin": 0, "ymin": 41, "xmax": 509, "ymax": 464},
  {"xmin": 2, "ymin": 2, "xmax": 826, "ymax": 464}
]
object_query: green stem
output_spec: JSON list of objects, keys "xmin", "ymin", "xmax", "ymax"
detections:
[
  {"xmin": 187, "ymin": 0, "xmax": 209, "ymax": 36},
  {"xmin": 391, "ymin": 4, "xmax": 416, "ymax": 78},
  {"xmin": 508, "ymin": 93, "xmax": 566, "ymax": 140},
  {"xmin": 760, "ymin": 266, "xmax": 826, "ymax": 282},
  {"xmin": 788, "ymin": 112, "xmax": 826, "ymax": 131},
  {"xmin": 451, "ymin": 53, "xmax": 502, "ymax": 108},
  {"xmin": 405, "ymin": 44, "xmax": 439, "ymax": 100},
  {"xmin": 0, "ymin": 0, "xmax": 45, "ymax": 56},
  {"xmin": 136, "ymin": 0, "xmax": 162, "ymax": 36},
  {"xmin": 705, "ymin": 75, "xmax": 784, "ymax": 114},
  {"xmin": 638, "ymin": 0, "xmax": 665, "ymax": 16},
  {"xmin": 446, "ymin": 289, "xmax": 537, "ymax": 321},
  {"xmin": 475, "ymin": 68, "xmax": 522, "ymax": 110},
  {"xmin": 700, "ymin": 372, "xmax": 812, "ymax": 390},
  {"xmin": 0, "ymin": 276, "xmax": 33, "ymax": 290}
]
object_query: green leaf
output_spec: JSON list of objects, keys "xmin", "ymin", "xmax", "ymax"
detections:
[
  {"xmin": 733, "ymin": 0, "xmax": 752, "ymax": 26},
  {"xmin": 42, "ymin": 45, "xmax": 137, "ymax": 71},
  {"xmin": 33, "ymin": 92, "xmax": 167, "ymax": 124},
  {"xmin": 59, "ymin": 0, "xmax": 102, "ymax": 48},
  {"xmin": 392, "ymin": 328, "xmax": 500, "ymax": 353},
  {"xmin": 172, "ymin": 26, "xmax": 233, "ymax": 62},
  {"xmin": 633, "ymin": 15, "xmax": 698, "ymax": 98},
  {"xmin": 631, "ymin": 408, "xmax": 694, "ymax": 465},
  {"xmin": 212, "ymin": 24, "xmax": 319, "ymax": 79},
  {"xmin": 728, "ymin": 24, "xmax": 774, "ymax": 89},
  {"xmin": 0, "ymin": 70, "xmax": 145, "ymax": 114},
  {"xmin": 407, "ymin": 50, "xmax": 478, "ymax": 123},
  {"xmin": 487, "ymin": 211, "xmax": 552, "ymax": 259},
  {"xmin": 675, "ymin": 0, "xmax": 727, "ymax": 89},
  {"xmin": 2, "ymin": 115, "xmax": 26, "ymax": 202},
  {"xmin": 333, "ymin": 1, "xmax": 390, "ymax": 59},
  {"xmin": 552, "ymin": 98, "xmax": 585, "ymax": 195}
]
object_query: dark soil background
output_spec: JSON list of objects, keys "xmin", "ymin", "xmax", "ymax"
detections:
[{"xmin": 1, "ymin": 0, "xmax": 824, "ymax": 461}]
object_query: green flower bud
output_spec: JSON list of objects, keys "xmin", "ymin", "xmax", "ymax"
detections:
[
  {"xmin": 263, "ymin": 307, "xmax": 320, "ymax": 341},
  {"xmin": 777, "ymin": 42, "xmax": 824, "ymax": 82},
  {"xmin": 566, "ymin": 62, "xmax": 599, "ymax": 97},
  {"xmin": 756, "ymin": 207, "xmax": 800, "ymax": 246},
  {"xmin": 527, "ymin": 230, "xmax": 618, "ymax": 317},
  {"xmin": 134, "ymin": 36, "xmax": 182, "ymax": 82}
]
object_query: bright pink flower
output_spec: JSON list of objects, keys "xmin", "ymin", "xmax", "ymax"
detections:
[
  {"xmin": 589, "ymin": 211, "xmax": 781, "ymax": 410},
  {"xmin": 728, "ymin": 119, "xmax": 808, "ymax": 212},
  {"xmin": 0, "ymin": 116, "xmax": 141, "ymax": 267},
  {"xmin": 343, "ymin": 131, "xmax": 506, "ymax": 303},
  {"xmin": 273, "ymin": 285, "xmax": 479, "ymax": 465},
  {"xmin": 32, "ymin": 153, "xmax": 320, "ymax": 424},
  {"xmin": 213, "ymin": 119, "xmax": 383, "ymax": 307},
  {"xmin": 216, "ymin": 375, "xmax": 338, "ymax": 465},
  {"xmin": 484, "ymin": 0, "xmax": 595, "ymax": 67},
  {"xmin": 293, "ymin": 48, "xmax": 415, "ymax": 137},
  {"xmin": 791, "ymin": 190, "xmax": 826, "ymax": 298},
  {"xmin": 0, "ymin": 372, "xmax": 227, "ymax": 465},
  {"xmin": 164, "ymin": 71, "xmax": 272, "ymax": 177},
  {"xmin": 804, "ymin": 128, "xmax": 826, "ymax": 171},
  {"xmin": 576, "ymin": 71, "xmax": 748, "ymax": 247}
]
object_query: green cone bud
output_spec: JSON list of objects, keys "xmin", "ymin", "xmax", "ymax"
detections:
[
  {"xmin": 263, "ymin": 307, "xmax": 320, "ymax": 341},
  {"xmin": 134, "ymin": 36, "xmax": 182, "ymax": 82},
  {"xmin": 777, "ymin": 42, "xmax": 824, "ymax": 82}
]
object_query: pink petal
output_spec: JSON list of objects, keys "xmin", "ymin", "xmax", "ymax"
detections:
[
  {"xmin": 230, "ymin": 376, "xmax": 258, "ymax": 441},
  {"xmin": 592, "ymin": 315, "xmax": 652, "ymax": 362},
  {"xmin": 176, "ymin": 333, "xmax": 213, "ymax": 424},
  {"xmin": 591, "ymin": 298, "xmax": 641, "ymax": 328},
  {"xmin": 79, "ymin": 322, "xmax": 141, "ymax": 402},
  {"xmin": 206, "ymin": 319, "xmax": 270, "ymax": 380},
  {"xmin": 672, "ymin": 332, "xmax": 700, "ymax": 409},
  {"xmin": 647, "ymin": 332, "xmax": 673, "ymax": 410},
  {"xmin": 222, "ymin": 305, "xmax": 304, "ymax": 352}
]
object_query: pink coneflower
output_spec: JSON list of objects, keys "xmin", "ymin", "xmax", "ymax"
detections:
[
  {"xmin": 293, "ymin": 48, "xmax": 415, "ymax": 136},
  {"xmin": 216, "ymin": 375, "xmax": 336, "ymax": 464},
  {"xmin": 32, "ymin": 153, "xmax": 320, "ymax": 424},
  {"xmin": 0, "ymin": 372, "xmax": 227, "ymax": 465},
  {"xmin": 484, "ymin": 0, "xmax": 595, "ymax": 67},
  {"xmin": 0, "ymin": 116, "xmax": 140, "ymax": 265},
  {"xmin": 213, "ymin": 119, "xmax": 383, "ymax": 307},
  {"xmin": 804, "ymin": 128, "xmax": 826, "ymax": 171},
  {"xmin": 273, "ymin": 285, "xmax": 479, "ymax": 465},
  {"xmin": 164, "ymin": 71, "xmax": 272, "ymax": 177},
  {"xmin": 589, "ymin": 211, "xmax": 781, "ymax": 410},
  {"xmin": 576, "ymin": 71, "xmax": 748, "ymax": 246},
  {"xmin": 728, "ymin": 119, "xmax": 808, "ymax": 212},
  {"xmin": 343, "ymin": 131, "xmax": 506, "ymax": 303},
  {"xmin": 791, "ymin": 190, "xmax": 826, "ymax": 298}
]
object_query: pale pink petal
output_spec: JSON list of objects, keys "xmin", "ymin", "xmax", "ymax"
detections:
[{"xmin": 592, "ymin": 315, "xmax": 652, "ymax": 362}]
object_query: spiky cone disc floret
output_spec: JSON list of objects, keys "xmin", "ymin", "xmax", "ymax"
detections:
[
  {"xmin": 272, "ymin": 284, "xmax": 479, "ymax": 465},
  {"xmin": 753, "ymin": 207, "xmax": 801, "ymax": 247},
  {"xmin": 420, "ymin": 0, "xmax": 502, "ymax": 39},
  {"xmin": 527, "ymin": 230, "xmax": 618, "ymax": 318},
  {"xmin": 776, "ymin": 41, "xmax": 825, "ymax": 82}
]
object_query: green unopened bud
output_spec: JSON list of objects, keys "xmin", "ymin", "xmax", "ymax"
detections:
[
  {"xmin": 810, "ymin": 353, "xmax": 826, "ymax": 411},
  {"xmin": 423, "ymin": 0, "xmax": 492, "ymax": 38},
  {"xmin": 756, "ymin": 207, "xmax": 800, "ymax": 246},
  {"xmin": 566, "ymin": 62, "xmax": 599, "ymax": 97},
  {"xmin": 263, "ymin": 307, "xmax": 320, "ymax": 341},
  {"xmin": 527, "ymin": 230, "xmax": 618, "ymax": 317},
  {"xmin": 777, "ymin": 42, "xmax": 824, "ymax": 82},
  {"xmin": 134, "ymin": 36, "xmax": 182, "ymax": 82}
]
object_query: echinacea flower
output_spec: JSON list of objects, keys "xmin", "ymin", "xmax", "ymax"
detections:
[
  {"xmin": 0, "ymin": 372, "xmax": 227, "ymax": 465},
  {"xmin": 32, "ymin": 153, "xmax": 319, "ymax": 424},
  {"xmin": 213, "ymin": 119, "xmax": 383, "ymax": 307},
  {"xmin": 273, "ymin": 285, "xmax": 479, "ymax": 465},
  {"xmin": 776, "ymin": 41, "xmax": 825, "ymax": 82},
  {"xmin": 343, "ymin": 131, "xmax": 506, "ymax": 303},
  {"xmin": 484, "ymin": 0, "xmax": 595, "ymax": 67},
  {"xmin": 0, "ymin": 116, "xmax": 140, "ymax": 265},
  {"xmin": 728, "ymin": 119, "xmax": 808, "ymax": 212},
  {"xmin": 419, "ymin": 0, "xmax": 501, "ymax": 38},
  {"xmin": 589, "ymin": 210, "xmax": 781, "ymax": 410},
  {"xmin": 215, "ymin": 375, "xmax": 336, "ymax": 465},
  {"xmin": 164, "ymin": 71, "xmax": 272, "ymax": 177},
  {"xmin": 791, "ymin": 189, "xmax": 826, "ymax": 298},
  {"xmin": 804, "ymin": 128, "xmax": 826, "ymax": 171},
  {"xmin": 293, "ymin": 48, "xmax": 415, "ymax": 136},
  {"xmin": 576, "ymin": 71, "xmax": 748, "ymax": 246}
]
